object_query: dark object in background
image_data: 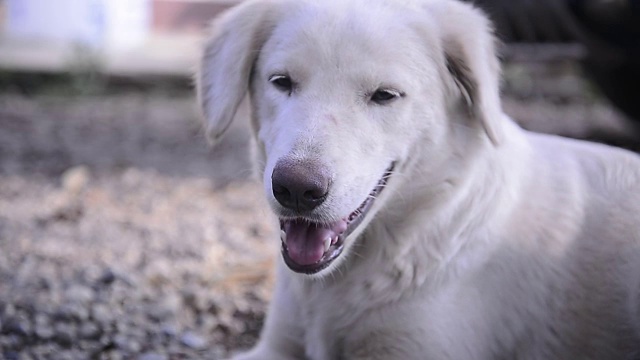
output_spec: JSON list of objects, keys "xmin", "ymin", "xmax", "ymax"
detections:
[{"xmin": 469, "ymin": 0, "xmax": 640, "ymax": 121}]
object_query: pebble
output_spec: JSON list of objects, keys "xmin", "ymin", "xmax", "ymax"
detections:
[
  {"xmin": 2, "ymin": 317, "xmax": 31, "ymax": 337},
  {"xmin": 138, "ymin": 352, "xmax": 169, "ymax": 360},
  {"xmin": 61, "ymin": 166, "xmax": 90, "ymax": 194},
  {"xmin": 33, "ymin": 313, "xmax": 54, "ymax": 340},
  {"xmin": 65, "ymin": 284, "xmax": 94, "ymax": 304},
  {"xmin": 2, "ymin": 303, "xmax": 16, "ymax": 317},
  {"xmin": 0, "ymin": 253, "xmax": 8, "ymax": 273},
  {"xmin": 148, "ymin": 294, "xmax": 181, "ymax": 322},
  {"xmin": 55, "ymin": 303, "xmax": 90, "ymax": 322},
  {"xmin": 97, "ymin": 268, "xmax": 117, "ymax": 286},
  {"xmin": 3, "ymin": 351, "xmax": 19, "ymax": 360},
  {"xmin": 102, "ymin": 350, "xmax": 124, "ymax": 360},
  {"xmin": 34, "ymin": 323, "xmax": 55, "ymax": 340},
  {"xmin": 78, "ymin": 322, "xmax": 101, "ymax": 340},
  {"xmin": 180, "ymin": 331, "xmax": 208, "ymax": 350},
  {"xmin": 1, "ymin": 334, "xmax": 24, "ymax": 348},
  {"xmin": 53, "ymin": 323, "xmax": 76, "ymax": 348},
  {"xmin": 160, "ymin": 322, "xmax": 179, "ymax": 338},
  {"xmin": 91, "ymin": 303, "xmax": 114, "ymax": 324},
  {"xmin": 198, "ymin": 314, "xmax": 219, "ymax": 332},
  {"xmin": 113, "ymin": 333, "xmax": 142, "ymax": 353}
]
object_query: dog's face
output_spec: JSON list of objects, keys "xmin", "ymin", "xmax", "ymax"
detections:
[
  {"xmin": 252, "ymin": 4, "xmax": 449, "ymax": 275},
  {"xmin": 198, "ymin": 0, "xmax": 502, "ymax": 276}
]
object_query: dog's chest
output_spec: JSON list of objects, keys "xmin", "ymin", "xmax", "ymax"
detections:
[
  {"xmin": 298, "ymin": 292, "xmax": 354, "ymax": 359},
  {"xmin": 294, "ymin": 281, "xmax": 373, "ymax": 360}
]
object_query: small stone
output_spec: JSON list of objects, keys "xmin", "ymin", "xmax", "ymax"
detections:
[
  {"xmin": 112, "ymin": 270, "xmax": 137, "ymax": 287},
  {"xmin": 180, "ymin": 331, "xmax": 208, "ymax": 350},
  {"xmin": 55, "ymin": 303, "xmax": 90, "ymax": 322},
  {"xmin": 91, "ymin": 303, "xmax": 113, "ymax": 324},
  {"xmin": 2, "ymin": 317, "xmax": 31, "ymax": 337},
  {"xmin": 138, "ymin": 352, "xmax": 168, "ymax": 360},
  {"xmin": 2, "ymin": 303, "xmax": 16, "ymax": 317},
  {"xmin": 78, "ymin": 339, "xmax": 104, "ymax": 353},
  {"xmin": 61, "ymin": 166, "xmax": 90, "ymax": 193},
  {"xmin": 114, "ymin": 319, "xmax": 131, "ymax": 334},
  {"xmin": 2, "ymin": 351, "xmax": 19, "ymax": 360},
  {"xmin": 208, "ymin": 346, "xmax": 227, "ymax": 359},
  {"xmin": 35, "ymin": 323, "xmax": 55, "ymax": 340},
  {"xmin": 1, "ymin": 334, "xmax": 24, "ymax": 348},
  {"xmin": 182, "ymin": 288, "xmax": 219, "ymax": 315},
  {"xmin": 78, "ymin": 322, "xmax": 101, "ymax": 340},
  {"xmin": 55, "ymin": 350, "xmax": 80, "ymax": 360},
  {"xmin": 18, "ymin": 353, "xmax": 34, "ymax": 360},
  {"xmin": 198, "ymin": 314, "xmax": 219, "ymax": 332},
  {"xmin": 103, "ymin": 350, "xmax": 124, "ymax": 360},
  {"xmin": 34, "ymin": 313, "xmax": 51, "ymax": 326},
  {"xmin": 65, "ymin": 285, "xmax": 94, "ymax": 304},
  {"xmin": 97, "ymin": 268, "xmax": 116, "ymax": 286},
  {"xmin": 54, "ymin": 323, "xmax": 76, "ymax": 348},
  {"xmin": 113, "ymin": 333, "xmax": 142, "ymax": 353},
  {"xmin": 0, "ymin": 254, "xmax": 7, "ymax": 273},
  {"xmin": 160, "ymin": 322, "xmax": 179, "ymax": 338},
  {"xmin": 145, "ymin": 262, "xmax": 173, "ymax": 286},
  {"xmin": 148, "ymin": 294, "xmax": 181, "ymax": 322}
]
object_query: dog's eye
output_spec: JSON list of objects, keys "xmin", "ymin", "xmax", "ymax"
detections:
[
  {"xmin": 269, "ymin": 74, "xmax": 293, "ymax": 93},
  {"xmin": 371, "ymin": 88, "xmax": 402, "ymax": 105}
]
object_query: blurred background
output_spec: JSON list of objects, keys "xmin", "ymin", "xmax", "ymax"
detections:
[
  {"xmin": 0, "ymin": 0, "xmax": 228, "ymax": 76},
  {"xmin": 0, "ymin": 0, "xmax": 638, "ymax": 359}
]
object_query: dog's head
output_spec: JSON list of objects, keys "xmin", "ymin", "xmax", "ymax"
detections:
[{"xmin": 197, "ymin": 0, "xmax": 503, "ymax": 276}]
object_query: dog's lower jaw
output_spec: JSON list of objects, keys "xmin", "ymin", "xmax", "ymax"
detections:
[{"xmin": 279, "ymin": 162, "xmax": 396, "ymax": 275}]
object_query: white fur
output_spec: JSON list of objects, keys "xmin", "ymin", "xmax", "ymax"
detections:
[{"xmin": 197, "ymin": 0, "xmax": 640, "ymax": 359}]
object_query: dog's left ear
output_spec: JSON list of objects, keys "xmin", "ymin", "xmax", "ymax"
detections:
[{"xmin": 428, "ymin": 0, "xmax": 504, "ymax": 146}]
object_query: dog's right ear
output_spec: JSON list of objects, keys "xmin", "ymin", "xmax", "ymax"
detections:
[{"xmin": 196, "ymin": 0, "xmax": 283, "ymax": 144}]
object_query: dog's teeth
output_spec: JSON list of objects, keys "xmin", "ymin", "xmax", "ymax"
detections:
[
  {"xmin": 280, "ymin": 230, "xmax": 286, "ymax": 242},
  {"xmin": 323, "ymin": 237, "xmax": 331, "ymax": 252},
  {"xmin": 331, "ymin": 237, "xmax": 338, "ymax": 245}
]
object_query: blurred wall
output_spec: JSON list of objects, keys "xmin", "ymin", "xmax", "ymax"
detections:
[
  {"xmin": 0, "ymin": 0, "xmax": 241, "ymax": 75},
  {"xmin": 5, "ymin": 0, "xmax": 149, "ymax": 50},
  {"xmin": 153, "ymin": 1, "xmax": 232, "ymax": 34}
]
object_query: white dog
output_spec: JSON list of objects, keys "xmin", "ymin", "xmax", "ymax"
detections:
[{"xmin": 197, "ymin": 0, "xmax": 640, "ymax": 358}]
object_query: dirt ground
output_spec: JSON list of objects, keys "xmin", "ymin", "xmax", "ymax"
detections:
[{"xmin": 0, "ymin": 59, "xmax": 638, "ymax": 359}]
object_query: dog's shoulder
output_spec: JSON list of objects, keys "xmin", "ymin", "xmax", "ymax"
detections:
[
  {"xmin": 566, "ymin": 137, "xmax": 640, "ymax": 206},
  {"xmin": 504, "ymin": 131, "xmax": 640, "ymax": 247},
  {"xmin": 527, "ymin": 132, "xmax": 640, "ymax": 194}
]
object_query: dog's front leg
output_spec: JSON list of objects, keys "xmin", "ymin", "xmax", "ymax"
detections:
[{"xmin": 229, "ymin": 266, "xmax": 306, "ymax": 360}]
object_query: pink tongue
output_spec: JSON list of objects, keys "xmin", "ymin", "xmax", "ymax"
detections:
[{"xmin": 283, "ymin": 219, "xmax": 348, "ymax": 266}]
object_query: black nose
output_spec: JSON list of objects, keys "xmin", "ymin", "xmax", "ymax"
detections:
[{"xmin": 271, "ymin": 159, "xmax": 330, "ymax": 212}]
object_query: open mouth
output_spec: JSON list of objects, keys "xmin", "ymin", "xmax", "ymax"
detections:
[{"xmin": 279, "ymin": 162, "xmax": 395, "ymax": 274}]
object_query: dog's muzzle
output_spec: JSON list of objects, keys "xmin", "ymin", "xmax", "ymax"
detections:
[{"xmin": 277, "ymin": 162, "xmax": 395, "ymax": 274}]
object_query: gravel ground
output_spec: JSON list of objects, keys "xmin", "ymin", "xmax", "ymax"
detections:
[{"xmin": 0, "ymin": 59, "xmax": 638, "ymax": 359}]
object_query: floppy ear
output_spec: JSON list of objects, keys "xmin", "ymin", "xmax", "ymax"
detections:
[
  {"xmin": 428, "ymin": 1, "xmax": 504, "ymax": 146},
  {"xmin": 196, "ymin": 0, "xmax": 283, "ymax": 143}
]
